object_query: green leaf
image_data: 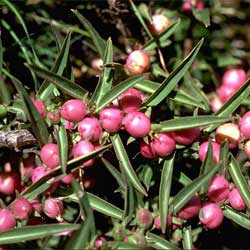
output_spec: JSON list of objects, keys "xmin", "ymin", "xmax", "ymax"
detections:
[
  {"xmin": 143, "ymin": 19, "xmax": 180, "ymax": 51},
  {"xmin": 0, "ymin": 224, "xmax": 80, "ymax": 244},
  {"xmin": 146, "ymin": 232, "xmax": 181, "ymax": 250},
  {"xmin": 123, "ymin": 181, "xmax": 135, "ymax": 224},
  {"xmin": 138, "ymin": 3, "xmax": 152, "ymax": 22},
  {"xmin": 0, "ymin": 33, "xmax": 2, "ymax": 77},
  {"xmin": 71, "ymin": 9, "xmax": 106, "ymax": 58},
  {"xmin": 95, "ymin": 75, "xmax": 144, "ymax": 112},
  {"xmin": 144, "ymin": 38, "xmax": 204, "ymax": 106},
  {"xmin": 111, "ymin": 241, "xmax": 151, "ymax": 250},
  {"xmin": 182, "ymin": 226, "xmax": 193, "ymax": 250},
  {"xmin": 27, "ymin": 64, "xmax": 88, "ymax": 100},
  {"xmin": 192, "ymin": 8, "xmax": 210, "ymax": 27},
  {"xmin": 159, "ymin": 154, "xmax": 175, "ymax": 233},
  {"xmin": 89, "ymin": 38, "xmax": 113, "ymax": 108},
  {"xmin": 228, "ymin": 154, "xmax": 250, "ymax": 210},
  {"xmin": 217, "ymin": 56, "xmax": 241, "ymax": 67},
  {"xmin": 3, "ymin": 69, "xmax": 49, "ymax": 146},
  {"xmin": 158, "ymin": 115, "xmax": 231, "ymax": 133},
  {"xmin": 223, "ymin": 206, "xmax": 250, "ymax": 230},
  {"xmin": 38, "ymin": 31, "xmax": 72, "ymax": 100},
  {"xmin": 139, "ymin": 165, "xmax": 153, "ymax": 191},
  {"xmin": 111, "ymin": 134, "xmax": 147, "ymax": 196},
  {"xmin": 219, "ymin": 140, "xmax": 229, "ymax": 176},
  {"xmin": 205, "ymin": 78, "xmax": 250, "ymax": 133},
  {"xmin": 57, "ymin": 125, "xmax": 68, "ymax": 173},
  {"xmin": 169, "ymin": 163, "xmax": 220, "ymax": 215}
]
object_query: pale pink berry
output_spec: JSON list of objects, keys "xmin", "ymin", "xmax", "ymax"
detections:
[
  {"xmin": 40, "ymin": 143, "xmax": 60, "ymax": 169},
  {"xmin": 118, "ymin": 88, "xmax": 143, "ymax": 113},
  {"xmin": 72, "ymin": 140, "xmax": 95, "ymax": 167},
  {"xmin": 199, "ymin": 141, "xmax": 220, "ymax": 163},
  {"xmin": 31, "ymin": 199, "xmax": 43, "ymax": 213},
  {"xmin": 43, "ymin": 198, "xmax": 64, "ymax": 219},
  {"xmin": 215, "ymin": 123, "xmax": 240, "ymax": 149},
  {"xmin": 240, "ymin": 111, "xmax": 250, "ymax": 139},
  {"xmin": 78, "ymin": 117, "xmax": 102, "ymax": 142},
  {"xmin": 154, "ymin": 215, "xmax": 172, "ymax": 230},
  {"xmin": 94, "ymin": 236, "xmax": 107, "ymax": 250},
  {"xmin": 151, "ymin": 133, "xmax": 176, "ymax": 157},
  {"xmin": 60, "ymin": 99, "xmax": 87, "ymax": 122},
  {"xmin": 199, "ymin": 202, "xmax": 223, "ymax": 229},
  {"xmin": 64, "ymin": 120, "xmax": 74, "ymax": 130},
  {"xmin": 244, "ymin": 140, "xmax": 250, "ymax": 159},
  {"xmin": 99, "ymin": 106, "xmax": 124, "ymax": 132},
  {"xmin": 125, "ymin": 50, "xmax": 150, "ymax": 75},
  {"xmin": 123, "ymin": 111, "xmax": 151, "ymax": 138},
  {"xmin": 32, "ymin": 98, "xmax": 46, "ymax": 118},
  {"xmin": 136, "ymin": 208, "xmax": 153, "ymax": 229},
  {"xmin": 171, "ymin": 128, "xmax": 200, "ymax": 145},
  {"xmin": 149, "ymin": 14, "xmax": 171, "ymax": 35},
  {"xmin": 210, "ymin": 96, "xmax": 223, "ymax": 113},
  {"xmin": 178, "ymin": 195, "xmax": 201, "ymax": 219},
  {"xmin": 217, "ymin": 85, "xmax": 236, "ymax": 103},
  {"xmin": 12, "ymin": 198, "xmax": 33, "ymax": 220},
  {"xmin": 229, "ymin": 188, "xmax": 246, "ymax": 211},
  {"xmin": 91, "ymin": 58, "xmax": 103, "ymax": 72},
  {"xmin": 207, "ymin": 175, "xmax": 230, "ymax": 202},
  {"xmin": 31, "ymin": 166, "xmax": 47, "ymax": 183},
  {"xmin": 140, "ymin": 140, "xmax": 157, "ymax": 159},
  {"xmin": 0, "ymin": 172, "xmax": 21, "ymax": 195},
  {"xmin": 222, "ymin": 69, "xmax": 246, "ymax": 90},
  {"xmin": 0, "ymin": 209, "xmax": 16, "ymax": 232}
]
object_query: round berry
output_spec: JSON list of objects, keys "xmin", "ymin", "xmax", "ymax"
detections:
[
  {"xmin": 43, "ymin": 198, "xmax": 64, "ymax": 219},
  {"xmin": 32, "ymin": 98, "xmax": 46, "ymax": 118},
  {"xmin": 136, "ymin": 208, "xmax": 153, "ymax": 229},
  {"xmin": 178, "ymin": 195, "xmax": 201, "ymax": 220},
  {"xmin": 140, "ymin": 140, "xmax": 157, "ymax": 159},
  {"xmin": 12, "ymin": 198, "xmax": 33, "ymax": 220},
  {"xmin": 40, "ymin": 143, "xmax": 60, "ymax": 169},
  {"xmin": 149, "ymin": 14, "xmax": 170, "ymax": 35},
  {"xmin": 229, "ymin": 188, "xmax": 246, "ymax": 211},
  {"xmin": 171, "ymin": 128, "xmax": 200, "ymax": 145},
  {"xmin": 199, "ymin": 141, "xmax": 220, "ymax": 163},
  {"xmin": 240, "ymin": 111, "xmax": 250, "ymax": 139},
  {"xmin": 0, "ymin": 172, "xmax": 21, "ymax": 195},
  {"xmin": 0, "ymin": 209, "xmax": 16, "ymax": 232},
  {"xmin": 222, "ymin": 69, "xmax": 246, "ymax": 90}
]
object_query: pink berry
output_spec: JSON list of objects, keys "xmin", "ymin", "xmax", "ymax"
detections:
[
  {"xmin": 199, "ymin": 141, "xmax": 220, "ymax": 163},
  {"xmin": 151, "ymin": 133, "xmax": 176, "ymax": 157},
  {"xmin": 125, "ymin": 50, "xmax": 150, "ymax": 75},
  {"xmin": 210, "ymin": 96, "xmax": 223, "ymax": 113},
  {"xmin": 60, "ymin": 99, "xmax": 87, "ymax": 122},
  {"xmin": 229, "ymin": 188, "xmax": 246, "ymax": 211},
  {"xmin": 91, "ymin": 58, "xmax": 103, "ymax": 72},
  {"xmin": 72, "ymin": 140, "xmax": 95, "ymax": 167},
  {"xmin": 222, "ymin": 69, "xmax": 246, "ymax": 90},
  {"xmin": 244, "ymin": 140, "xmax": 250, "ymax": 159},
  {"xmin": 149, "ymin": 14, "xmax": 171, "ymax": 35},
  {"xmin": 64, "ymin": 120, "xmax": 74, "ymax": 130},
  {"xmin": 123, "ymin": 111, "xmax": 151, "ymax": 138},
  {"xmin": 196, "ymin": 0, "xmax": 204, "ymax": 9},
  {"xmin": 140, "ymin": 140, "xmax": 157, "ymax": 159},
  {"xmin": 215, "ymin": 123, "xmax": 240, "ymax": 149},
  {"xmin": 199, "ymin": 202, "xmax": 223, "ymax": 229},
  {"xmin": 78, "ymin": 117, "xmax": 102, "ymax": 142},
  {"xmin": 0, "ymin": 172, "xmax": 21, "ymax": 195},
  {"xmin": 31, "ymin": 199, "xmax": 43, "ymax": 213},
  {"xmin": 99, "ymin": 106, "xmax": 124, "ymax": 132},
  {"xmin": 94, "ymin": 236, "xmax": 107, "ymax": 250},
  {"xmin": 240, "ymin": 111, "xmax": 250, "ymax": 139},
  {"xmin": 0, "ymin": 209, "xmax": 16, "ymax": 232},
  {"xmin": 40, "ymin": 143, "xmax": 60, "ymax": 169},
  {"xmin": 217, "ymin": 85, "xmax": 236, "ymax": 103},
  {"xmin": 154, "ymin": 215, "xmax": 172, "ymax": 230},
  {"xmin": 207, "ymin": 175, "xmax": 230, "ymax": 202},
  {"xmin": 171, "ymin": 128, "xmax": 200, "ymax": 145},
  {"xmin": 181, "ymin": 0, "xmax": 193, "ymax": 11},
  {"xmin": 32, "ymin": 98, "xmax": 46, "ymax": 118},
  {"xmin": 136, "ymin": 208, "xmax": 153, "ymax": 229},
  {"xmin": 31, "ymin": 166, "xmax": 47, "ymax": 183},
  {"xmin": 47, "ymin": 111, "xmax": 60, "ymax": 124},
  {"xmin": 12, "ymin": 198, "xmax": 33, "ymax": 220},
  {"xmin": 118, "ymin": 88, "xmax": 143, "ymax": 113},
  {"xmin": 178, "ymin": 195, "xmax": 201, "ymax": 219},
  {"xmin": 43, "ymin": 198, "xmax": 64, "ymax": 219}
]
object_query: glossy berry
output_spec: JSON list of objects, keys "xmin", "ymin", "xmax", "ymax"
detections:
[
  {"xmin": 207, "ymin": 175, "xmax": 230, "ymax": 202},
  {"xmin": 215, "ymin": 123, "xmax": 240, "ymax": 149},
  {"xmin": 140, "ymin": 140, "xmax": 157, "ymax": 159},
  {"xmin": 91, "ymin": 58, "xmax": 103, "ymax": 72},
  {"xmin": 210, "ymin": 96, "xmax": 223, "ymax": 113},
  {"xmin": 60, "ymin": 99, "xmax": 87, "ymax": 122},
  {"xmin": 32, "ymin": 98, "xmax": 46, "ymax": 118},
  {"xmin": 43, "ymin": 198, "xmax": 64, "ymax": 219},
  {"xmin": 240, "ymin": 111, "xmax": 250, "ymax": 139},
  {"xmin": 31, "ymin": 199, "xmax": 43, "ymax": 213},
  {"xmin": 222, "ymin": 68, "xmax": 246, "ymax": 90},
  {"xmin": 123, "ymin": 111, "xmax": 151, "ymax": 138},
  {"xmin": 199, "ymin": 141, "xmax": 220, "ymax": 163},
  {"xmin": 217, "ymin": 85, "xmax": 236, "ymax": 103},
  {"xmin": 125, "ymin": 50, "xmax": 150, "ymax": 75},
  {"xmin": 229, "ymin": 188, "xmax": 246, "ymax": 211},
  {"xmin": 78, "ymin": 117, "xmax": 102, "ymax": 142},
  {"xmin": 31, "ymin": 166, "xmax": 47, "ymax": 183},
  {"xmin": 151, "ymin": 133, "xmax": 176, "ymax": 157},
  {"xmin": 149, "ymin": 14, "xmax": 170, "ymax": 35},
  {"xmin": 72, "ymin": 140, "xmax": 95, "ymax": 167},
  {"xmin": 199, "ymin": 202, "xmax": 223, "ymax": 229},
  {"xmin": 12, "ymin": 198, "xmax": 33, "ymax": 220},
  {"xmin": 0, "ymin": 209, "xmax": 16, "ymax": 232},
  {"xmin": 0, "ymin": 172, "xmax": 21, "ymax": 195},
  {"xmin": 136, "ymin": 208, "xmax": 153, "ymax": 229},
  {"xmin": 40, "ymin": 143, "xmax": 60, "ymax": 169},
  {"xmin": 171, "ymin": 128, "xmax": 200, "ymax": 145},
  {"xmin": 99, "ymin": 106, "xmax": 124, "ymax": 132},
  {"xmin": 178, "ymin": 195, "xmax": 201, "ymax": 219}
]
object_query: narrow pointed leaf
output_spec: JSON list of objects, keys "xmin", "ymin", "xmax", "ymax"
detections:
[
  {"xmin": 90, "ymin": 38, "xmax": 113, "ymax": 107},
  {"xmin": 123, "ymin": 181, "xmax": 135, "ymax": 224},
  {"xmin": 170, "ymin": 163, "xmax": 220, "ymax": 215},
  {"xmin": 145, "ymin": 38, "xmax": 203, "ymax": 106},
  {"xmin": 111, "ymin": 134, "xmax": 147, "ymax": 196},
  {"xmin": 57, "ymin": 125, "xmax": 68, "ymax": 173},
  {"xmin": 159, "ymin": 154, "xmax": 175, "ymax": 233},
  {"xmin": 223, "ymin": 206, "xmax": 250, "ymax": 230},
  {"xmin": 27, "ymin": 64, "xmax": 88, "ymax": 100},
  {"xmin": 71, "ymin": 9, "xmax": 106, "ymax": 58},
  {"xmin": 192, "ymin": 8, "xmax": 210, "ymax": 28},
  {"xmin": 219, "ymin": 140, "xmax": 229, "ymax": 176},
  {"xmin": 229, "ymin": 154, "xmax": 250, "ymax": 210},
  {"xmin": 182, "ymin": 226, "xmax": 193, "ymax": 250},
  {"xmin": 111, "ymin": 241, "xmax": 151, "ymax": 250},
  {"xmin": 95, "ymin": 75, "xmax": 144, "ymax": 112},
  {"xmin": 0, "ymin": 224, "xmax": 80, "ymax": 244},
  {"xmin": 158, "ymin": 115, "xmax": 231, "ymax": 133}
]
